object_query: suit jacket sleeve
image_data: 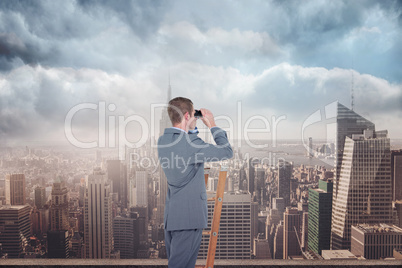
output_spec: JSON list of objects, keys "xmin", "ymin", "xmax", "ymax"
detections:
[{"xmin": 186, "ymin": 126, "xmax": 233, "ymax": 164}]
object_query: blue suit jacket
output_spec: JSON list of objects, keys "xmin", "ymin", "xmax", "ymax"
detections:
[{"xmin": 157, "ymin": 126, "xmax": 233, "ymax": 231}]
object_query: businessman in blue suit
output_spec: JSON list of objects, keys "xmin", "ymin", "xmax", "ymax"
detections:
[{"xmin": 157, "ymin": 97, "xmax": 233, "ymax": 267}]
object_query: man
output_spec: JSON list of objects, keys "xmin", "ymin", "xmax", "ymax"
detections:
[{"xmin": 157, "ymin": 97, "xmax": 233, "ymax": 267}]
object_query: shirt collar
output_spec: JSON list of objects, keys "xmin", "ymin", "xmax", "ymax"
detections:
[
  {"xmin": 170, "ymin": 127, "xmax": 187, "ymax": 133},
  {"xmin": 170, "ymin": 126, "xmax": 199, "ymax": 134}
]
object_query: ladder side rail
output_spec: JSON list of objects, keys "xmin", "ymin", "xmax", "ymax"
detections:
[{"xmin": 205, "ymin": 166, "xmax": 228, "ymax": 268}]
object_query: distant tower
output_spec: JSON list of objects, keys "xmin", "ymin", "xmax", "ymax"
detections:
[
  {"xmin": 107, "ymin": 160, "xmax": 127, "ymax": 209},
  {"xmin": 50, "ymin": 176, "xmax": 69, "ymax": 231},
  {"xmin": 351, "ymin": 70, "xmax": 355, "ymax": 111},
  {"xmin": 35, "ymin": 186, "xmax": 47, "ymax": 209},
  {"xmin": 5, "ymin": 174, "xmax": 26, "ymax": 205},
  {"xmin": 277, "ymin": 160, "xmax": 292, "ymax": 207},
  {"xmin": 135, "ymin": 168, "xmax": 148, "ymax": 207},
  {"xmin": 307, "ymin": 137, "xmax": 313, "ymax": 158},
  {"xmin": 84, "ymin": 170, "xmax": 113, "ymax": 258},
  {"xmin": 48, "ymin": 176, "xmax": 70, "ymax": 258},
  {"xmin": 157, "ymin": 78, "xmax": 173, "ymax": 226},
  {"xmin": 248, "ymin": 157, "xmax": 259, "ymax": 195},
  {"xmin": 255, "ymin": 166, "xmax": 265, "ymax": 206}
]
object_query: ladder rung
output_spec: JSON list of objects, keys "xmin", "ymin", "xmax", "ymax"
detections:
[
  {"xmin": 207, "ymin": 197, "xmax": 216, "ymax": 201},
  {"xmin": 202, "ymin": 230, "xmax": 211, "ymax": 236}
]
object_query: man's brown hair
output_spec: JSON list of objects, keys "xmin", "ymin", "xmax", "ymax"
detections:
[{"xmin": 168, "ymin": 97, "xmax": 193, "ymax": 125}]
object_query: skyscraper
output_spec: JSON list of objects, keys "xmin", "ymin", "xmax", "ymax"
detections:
[
  {"xmin": 199, "ymin": 192, "xmax": 252, "ymax": 259},
  {"xmin": 239, "ymin": 164, "xmax": 248, "ymax": 191},
  {"xmin": 308, "ymin": 179, "xmax": 333, "ymax": 254},
  {"xmin": 39, "ymin": 206, "xmax": 50, "ymax": 234},
  {"xmin": 107, "ymin": 160, "xmax": 128, "ymax": 209},
  {"xmin": 334, "ymin": 102, "xmax": 375, "ymax": 193},
  {"xmin": 255, "ymin": 166, "xmax": 265, "ymax": 206},
  {"xmin": 84, "ymin": 170, "xmax": 113, "ymax": 258},
  {"xmin": 35, "ymin": 186, "xmax": 47, "ymax": 209},
  {"xmin": 248, "ymin": 157, "xmax": 259, "ymax": 195},
  {"xmin": 277, "ymin": 160, "xmax": 292, "ymax": 207},
  {"xmin": 391, "ymin": 150, "xmax": 402, "ymax": 201},
  {"xmin": 79, "ymin": 178, "xmax": 86, "ymax": 207},
  {"xmin": 47, "ymin": 230, "xmax": 69, "ymax": 258},
  {"xmin": 128, "ymin": 176, "xmax": 136, "ymax": 208},
  {"xmin": 331, "ymin": 129, "xmax": 392, "ymax": 249},
  {"xmin": 330, "ymin": 102, "xmax": 379, "ymax": 249},
  {"xmin": 31, "ymin": 206, "xmax": 41, "ymax": 235},
  {"xmin": 107, "ymin": 159, "xmax": 120, "ymax": 195},
  {"xmin": 307, "ymin": 137, "xmax": 313, "ymax": 158},
  {"xmin": 50, "ymin": 176, "xmax": 69, "ymax": 231},
  {"xmin": 300, "ymin": 207, "xmax": 308, "ymax": 252},
  {"xmin": 5, "ymin": 173, "xmax": 26, "ymax": 205},
  {"xmin": 113, "ymin": 211, "xmax": 139, "ymax": 259},
  {"xmin": 283, "ymin": 207, "xmax": 302, "ymax": 259},
  {"xmin": 135, "ymin": 168, "xmax": 148, "ymax": 207},
  {"xmin": 121, "ymin": 163, "xmax": 128, "ymax": 208},
  {"xmin": 48, "ymin": 176, "xmax": 70, "ymax": 258},
  {"xmin": 0, "ymin": 205, "xmax": 31, "ymax": 258},
  {"xmin": 351, "ymin": 223, "xmax": 402, "ymax": 259},
  {"xmin": 157, "ymin": 81, "xmax": 172, "ymax": 226},
  {"xmin": 272, "ymin": 198, "xmax": 285, "ymax": 220},
  {"xmin": 273, "ymin": 221, "xmax": 284, "ymax": 259},
  {"xmin": 130, "ymin": 206, "xmax": 149, "ymax": 250}
]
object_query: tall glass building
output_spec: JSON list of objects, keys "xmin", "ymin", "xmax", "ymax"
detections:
[
  {"xmin": 331, "ymin": 129, "xmax": 392, "ymax": 249},
  {"xmin": 157, "ymin": 83, "xmax": 172, "ymax": 227},
  {"xmin": 334, "ymin": 103, "xmax": 375, "ymax": 188}
]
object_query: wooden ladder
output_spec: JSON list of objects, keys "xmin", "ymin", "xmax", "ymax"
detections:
[{"xmin": 195, "ymin": 166, "xmax": 228, "ymax": 268}]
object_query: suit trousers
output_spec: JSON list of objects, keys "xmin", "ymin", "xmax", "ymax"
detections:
[{"xmin": 165, "ymin": 228, "xmax": 203, "ymax": 268}]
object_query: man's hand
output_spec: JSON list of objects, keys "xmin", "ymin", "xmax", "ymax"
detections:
[{"xmin": 200, "ymin": 108, "xmax": 217, "ymax": 129}]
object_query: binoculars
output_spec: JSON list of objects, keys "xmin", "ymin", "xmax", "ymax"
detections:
[{"xmin": 194, "ymin": 110, "xmax": 203, "ymax": 118}]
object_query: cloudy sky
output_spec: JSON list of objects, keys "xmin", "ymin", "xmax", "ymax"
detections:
[{"xmin": 0, "ymin": 0, "xmax": 401, "ymax": 149}]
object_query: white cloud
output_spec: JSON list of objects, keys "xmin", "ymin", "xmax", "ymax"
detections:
[
  {"xmin": 157, "ymin": 62, "xmax": 402, "ymax": 139},
  {"xmin": 1, "ymin": 62, "xmax": 401, "ymax": 145},
  {"xmin": 0, "ymin": 65, "xmax": 162, "ymax": 145},
  {"xmin": 159, "ymin": 21, "xmax": 284, "ymax": 57}
]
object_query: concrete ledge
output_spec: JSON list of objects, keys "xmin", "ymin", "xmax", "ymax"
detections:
[{"xmin": 1, "ymin": 259, "xmax": 402, "ymax": 267}]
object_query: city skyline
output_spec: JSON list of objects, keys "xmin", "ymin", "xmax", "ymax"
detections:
[{"xmin": 1, "ymin": 101, "xmax": 401, "ymax": 261}]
